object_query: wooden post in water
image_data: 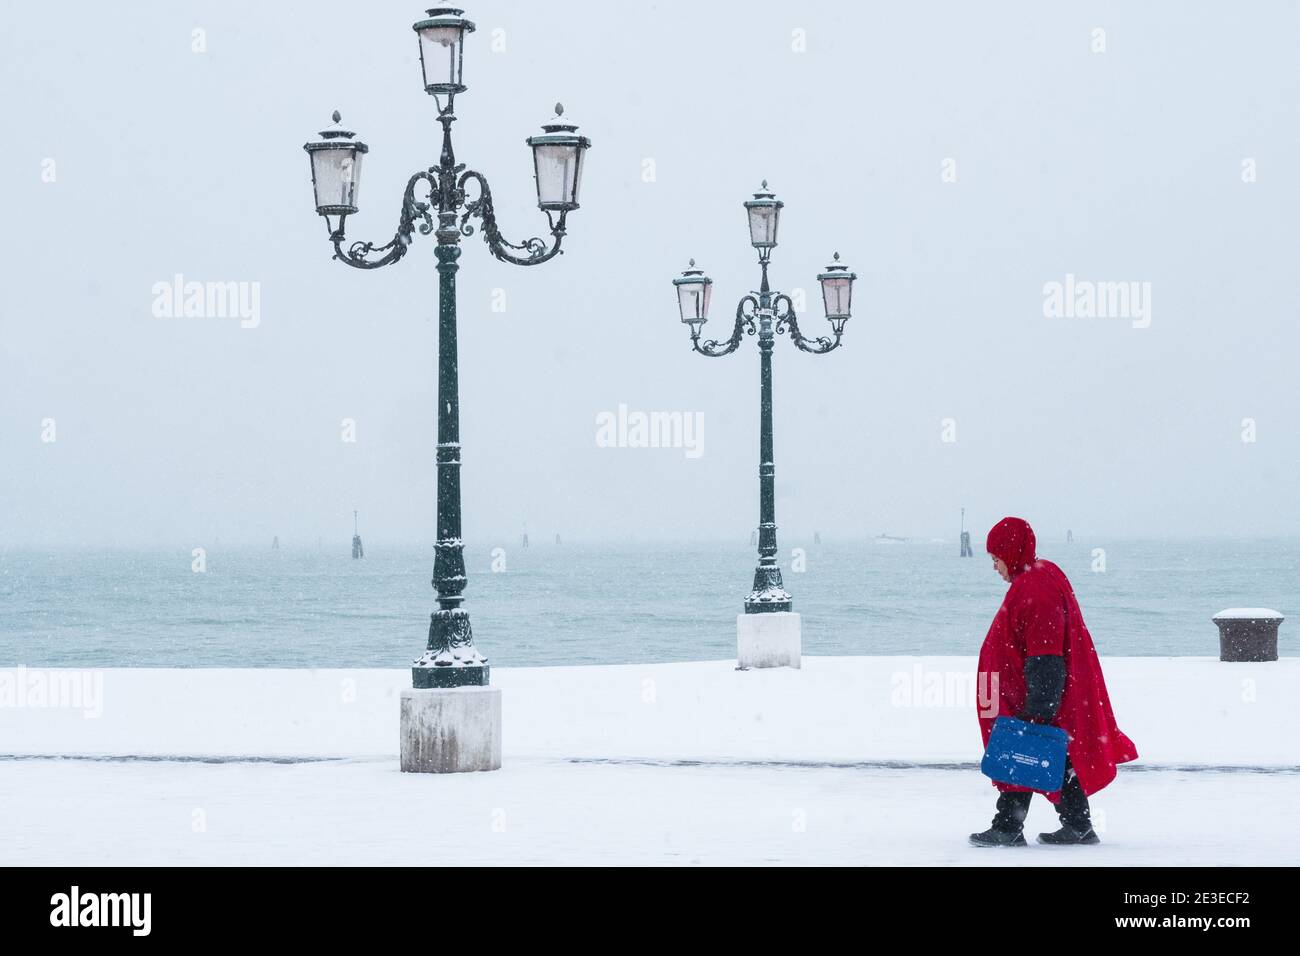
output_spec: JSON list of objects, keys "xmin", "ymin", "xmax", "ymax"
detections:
[
  {"xmin": 352, "ymin": 510, "xmax": 364, "ymax": 559},
  {"xmin": 959, "ymin": 508, "xmax": 973, "ymax": 557}
]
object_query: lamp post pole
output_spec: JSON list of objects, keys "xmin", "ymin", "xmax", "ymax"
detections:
[
  {"xmin": 674, "ymin": 183, "xmax": 856, "ymax": 617},
  {"xmin": 303, "ymin": 7, "xmax": 591, "ymax": 694},
  {"xmin": 752, "ymin": 255, "xmax": 785, "ymax": 613}
]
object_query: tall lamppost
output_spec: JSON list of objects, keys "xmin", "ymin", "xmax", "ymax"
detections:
[
  {"xmin": 674, "ymin": 182, "xmax": 855, "ymax": 668},
  {"xmin": 303, "ymin": 7, "xmax": 590, "ymax": 770}
]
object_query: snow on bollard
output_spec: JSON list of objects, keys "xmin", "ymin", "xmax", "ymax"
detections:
[
  {"xmin": 1212, "ymin": 608, "xmax": 1284, "ymax": 663},
  {"xmin": 400, "ymin": 686, "xmax": 502, "ymax": 773},
  {"xmin": 737, "ymin": 611, "xmax": 801, "ymax": 670}
]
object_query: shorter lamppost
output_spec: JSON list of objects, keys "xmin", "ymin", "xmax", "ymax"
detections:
[{"xmin": 674, "ymin": 182, "xmax": 855, "ymax": 669}]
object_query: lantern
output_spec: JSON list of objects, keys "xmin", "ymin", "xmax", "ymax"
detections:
[
  {"xmin": 817, "ymin": 252, "xmax": 856, "ymax": 334},
  {"xmin": 413, "ymin": 7, "xmax": 476, "ymax": 95},
  {"xmin": 526, "ymin": 104, "xmax": 591, "ymax": 212},
  {"xmin": 743, "ymin": 181, "xmax": 783, "ymax": 250},
  {"xmin": 674, "ymin": 259, "xmax": 713, "ymax": 335},
  {"xmin": 303, "ymin": 111, "xmax": 369, "ymax": 223}
]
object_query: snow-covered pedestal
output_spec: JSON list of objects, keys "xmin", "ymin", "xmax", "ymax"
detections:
[
  {"xmin": 1213, "ymin": 608, "xmax": 1284, "ymax": 663},
  {"xmin": 737, "ymin": 611, "xmax": 801, "ymax": 669},
  {"xmin": 400, "ymin": 686, "xmax": 502, "ymax": 773}
]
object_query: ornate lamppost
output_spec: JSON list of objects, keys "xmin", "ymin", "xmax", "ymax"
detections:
[
  {"xmin": 303, "ymin": 7, "xmax": 590, "ymax": 770},
  {"xmin": 674, "ymin": 182, "xmax": 855, "ymax": 668}
]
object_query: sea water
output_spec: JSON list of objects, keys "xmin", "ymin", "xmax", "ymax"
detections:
[{"xmin": 1, "ymin": 538, "xmax": 1295, "ymax": 667}]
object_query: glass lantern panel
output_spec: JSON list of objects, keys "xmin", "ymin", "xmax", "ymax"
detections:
[
  {"xmin": 570, "ymin": 149, "xmax": 585, "ymax": 204},
  {"xmin": 821, "ymin": 276, "xmax": 852, "ymax": 317},
  {"xmin": 748, "ymin": 205, "xmax": 778, "ymax": 246},
  {"xmin": 533, "ymin": 143, "xmax": 579, "ymax": 206},
  {"xmin": 312, "ymin": 149, "xmax": 363, "ymax": 211},
  {"xmin": 677, "ymin": 282, "xmax": 711, "ymax": 322},
  {"xmin": 419, "ymin": 26, "xmax": 462, "ymax": 89}
]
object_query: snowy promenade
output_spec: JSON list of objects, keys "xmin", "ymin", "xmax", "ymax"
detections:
[{"xmin": 4, "ymin": 657, "xmax": 1297, "ymax": 865}]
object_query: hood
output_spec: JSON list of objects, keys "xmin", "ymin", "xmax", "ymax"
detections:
[{"xmin": 986, "ymin": 516, "xmax": 1036, "ymax": 577}]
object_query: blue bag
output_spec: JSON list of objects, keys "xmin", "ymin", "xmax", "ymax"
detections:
[{"xmin": 981, "ymin": 716, "xmax": 1070, "ymax": 792}]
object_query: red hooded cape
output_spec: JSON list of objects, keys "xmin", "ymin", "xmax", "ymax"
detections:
[{"xmin": 977, "ymin": 517, "xmax": 1138, "ymax": 800}]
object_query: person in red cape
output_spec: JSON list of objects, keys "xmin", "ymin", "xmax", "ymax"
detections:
[{"xmin": 969, "ymin": 517, "xmax": 1138, "ymax": 847}]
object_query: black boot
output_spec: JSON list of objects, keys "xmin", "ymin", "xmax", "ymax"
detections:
[
  {"xmin": 969, "ymin": 827, "xmax": 1028, "ymax": 847},
  {"xmin": 1037, "ymin": 766, "xmax": 1098, "ymax": 844},
  {"xmin": 1037, "ymin": 824, "xmax": 1100, "ymax": 845},
  {"xmin": 970, "ymin": 791, "xmax": 1030, "ymax": 847}
]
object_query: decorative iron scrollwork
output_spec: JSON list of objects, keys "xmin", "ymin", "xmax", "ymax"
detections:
[
  {"xmin": 693, "ymin": 295, "xmax": 759, "ymax": 357},
  {"xmin": 774, "ymin": 292, "xmax": 841, "ymax": 353},
  {"xmin": 331, "ymin": 170, "xmax": 438, "ymax": 270},
  {"xmin": 458, "ymin": 170, "xmax": 565, "ymax": 266}
]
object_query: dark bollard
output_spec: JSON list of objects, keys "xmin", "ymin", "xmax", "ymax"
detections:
[{"xmin": 1212, "ymin": 609, "xmax": 1283, "ymax": 662}]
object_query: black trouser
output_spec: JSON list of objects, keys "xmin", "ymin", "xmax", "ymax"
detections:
[{"xmin": 992, "ymin": 762, "xmax": 1091, "ymax": 833}]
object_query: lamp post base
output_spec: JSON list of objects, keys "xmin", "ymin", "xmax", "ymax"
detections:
[
  {"xmin": 737, "ymin": 611, "xmax": 801, "ymax": 670},
  {"xmin": 745, "ymin": 564, "xmax": 792, "ymax": 614},
  {"xmin": 414, "ymin": 607, "xmax": 490, "ymax": 687},
  {"xmin": 744, "ymin": 594, "xmax": 793, "ymax": 614},
  {"xmin": 411, "ymin": 659, "xmax": 490, "ymax": 688},
  {"xmin": 400, "ymin": 686, "xmax": 502, "ymax": 773}
]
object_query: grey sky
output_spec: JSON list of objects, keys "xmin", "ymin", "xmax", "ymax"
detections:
[{"xmin": 3, "ymin": 0, "xmax": 1298, "ymax": 547}]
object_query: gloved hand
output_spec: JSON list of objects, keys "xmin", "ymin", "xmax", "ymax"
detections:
[{"xmin": 1018, "ymin": 655, "xmax": 1066, "ymax": 724}]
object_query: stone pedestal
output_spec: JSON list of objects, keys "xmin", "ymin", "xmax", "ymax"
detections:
[
  {"xmin": 400, "ymin": 686, "xmax": 502, "ymax": 773},
  {"xmin": 1213, "ymin": 609, "xmax": 1284, "ymax": 662},
  {"xmin": 737, "ymin": 611, "xmax": 801, "ymax": 669}
]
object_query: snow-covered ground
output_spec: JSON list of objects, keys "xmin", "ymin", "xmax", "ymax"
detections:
[{"xmin": 3, "ymin": 657, "xmax": 1297, "ymax": 865}]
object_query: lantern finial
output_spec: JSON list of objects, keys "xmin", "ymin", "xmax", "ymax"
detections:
[
  {"xmin": 555, "ymin": 102, "xmax": 564, "ymax": 117},
  {"xmin": 332, "ymin": 110, "xmax": 341, "ymax": 124}
]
